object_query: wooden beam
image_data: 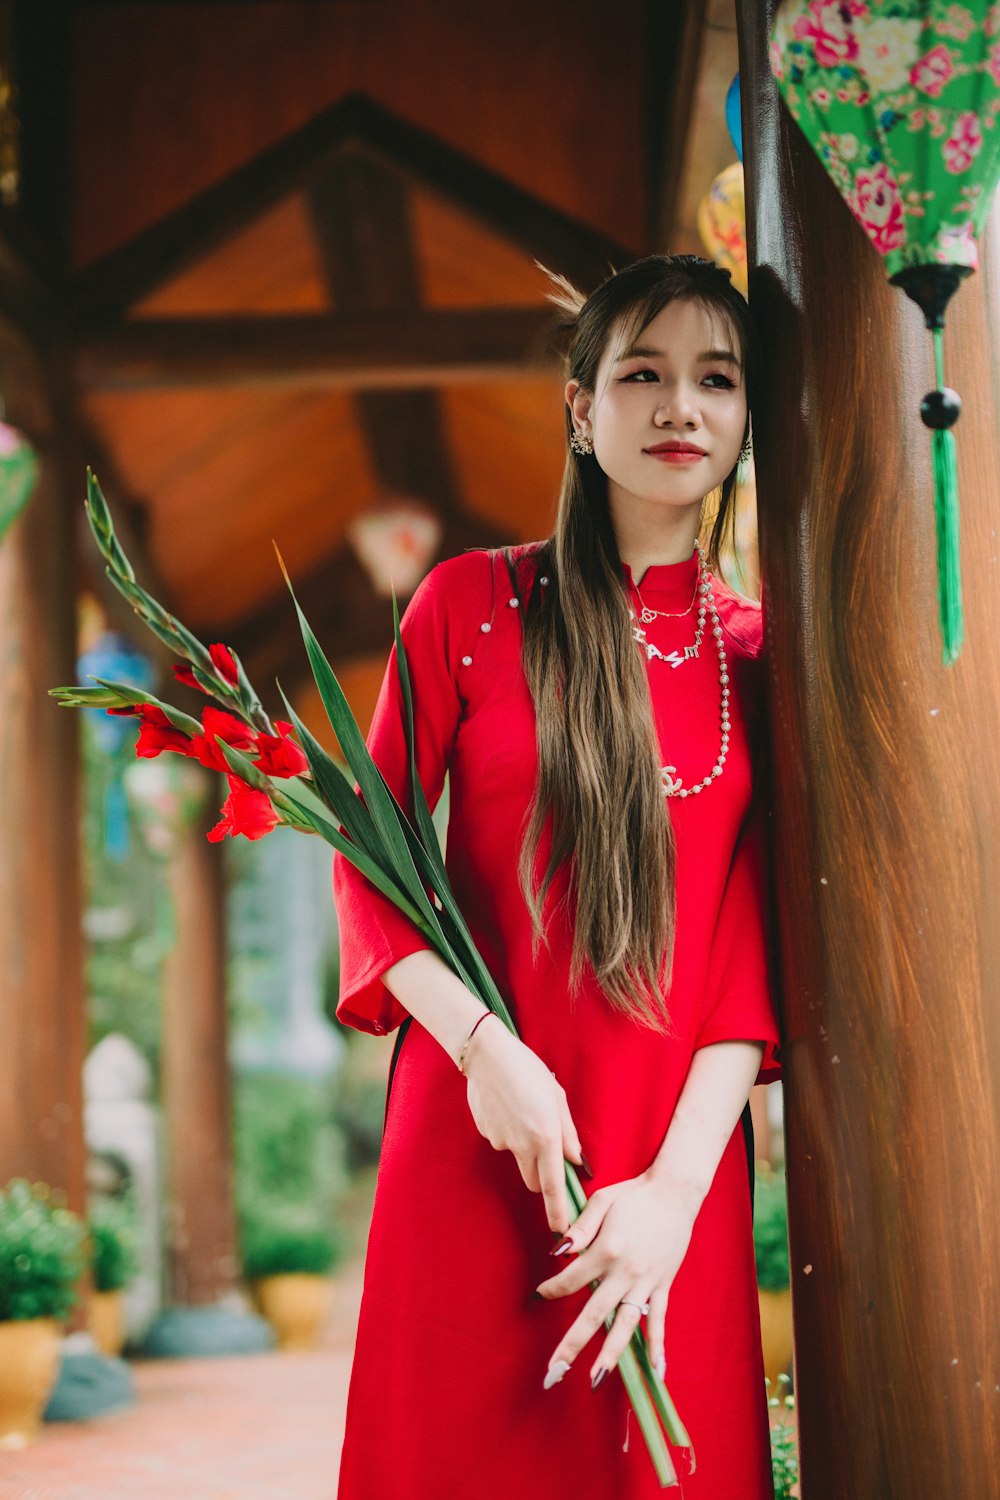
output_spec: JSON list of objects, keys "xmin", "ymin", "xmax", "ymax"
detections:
[
  {"xmin": 308, "ymin": 152, "xmax": 465, "ymax": 522},
  {"xmin": 72, "ymin": 307, "xmax": 561, "ymax": 391},
  {"xmin": 67, "ymin": 94, "xmax": 637, "ymax": 322}
]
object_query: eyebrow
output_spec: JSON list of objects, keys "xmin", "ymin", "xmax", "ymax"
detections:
[{"xmin": 616, "ymin": 343, "xmax": 741, "ymax": 367}]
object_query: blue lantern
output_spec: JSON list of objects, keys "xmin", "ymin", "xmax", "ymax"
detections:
[{"xmin": 726, "ymin": 74, "xmax": 743, "ymax": 163}]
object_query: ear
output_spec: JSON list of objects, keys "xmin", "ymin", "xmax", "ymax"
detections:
[{"xmin": 565, "ymin": 379, "xmax": 592, "ymax": 430}]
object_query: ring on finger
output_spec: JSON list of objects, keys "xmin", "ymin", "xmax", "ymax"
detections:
[{"xmin": 619, "ymin": 1298, "xmax": 651, "ymax": 1316}]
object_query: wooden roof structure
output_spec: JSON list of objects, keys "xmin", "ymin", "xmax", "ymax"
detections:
[{"xmin": 20, "ymin": 0, "xmax": 741, "ymax": 733}]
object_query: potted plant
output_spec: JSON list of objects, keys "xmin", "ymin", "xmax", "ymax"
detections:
[
  {"xmin": 754, "ymin": 1162, "xmax": 793, "ymax": 1391},
  {"xmin": 0, "ymin": 1179, "xmax": 87, "ymax": 1448},
  {"xmin": 87, "ymin": 1197, "xmax": 140, "ymax": 1357},
  {"xmin": 241, "ymin": 1216, "xmax": 342, "ymax": 1351}
]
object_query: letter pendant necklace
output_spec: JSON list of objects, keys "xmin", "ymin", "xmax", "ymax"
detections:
[
  {"xmin": 629, "ymin": 556, "xmax": 706, "ymax": 669},
  {"xmin": 628, "ymin": 540, "xmax": 731, "ymax": 798}
]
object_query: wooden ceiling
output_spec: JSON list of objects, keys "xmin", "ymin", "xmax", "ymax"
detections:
[{"xmin": 33, "ymin": 0, "xmax": 740, "ymax": 734}]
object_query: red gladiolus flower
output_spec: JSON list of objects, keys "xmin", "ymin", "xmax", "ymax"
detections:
[
  {"xmin": 253, "ymin": 719, "xmax": 308, "ymax": 778},
  {"xmin": 173, "ymin": 646, "xmax": 238, "ymax": 693},
  {"xmin": 206, "ymin": 775, "xmax": 279, "ymax": 843},
  {"xmin": 107, "ymin": 703, "xmax": 193, "ymax": 759},
  {"xmin": 188, "ymin": 706, "xmax": 256, "ymax": 772},
  {"xmin": 209, "ymin": 643, "xmax": 239, "ymax": 685}
]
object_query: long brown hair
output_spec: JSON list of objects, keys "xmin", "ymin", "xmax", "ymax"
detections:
[{"xmin": 511, "ymin": 254, "xmax": 759, "ymax": 1030}]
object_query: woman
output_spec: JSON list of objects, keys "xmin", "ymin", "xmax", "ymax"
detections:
[{"xmin": 333, "ymin": 254, "xmax": 782, "ymax": 1499}]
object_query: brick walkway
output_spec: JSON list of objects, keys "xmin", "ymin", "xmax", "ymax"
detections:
[{"xmin": 0, "ymin": 1264, "xmax": 364, "ymax": 1500}]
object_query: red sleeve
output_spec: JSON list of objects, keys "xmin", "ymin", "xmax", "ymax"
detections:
[
  {"xmin": 695, "ymin": 797, "xmax": 782, "ymax": 1086},
  {"xmin": 332, "ymin": 557, "xmax": 469, "ymax": 1036}
]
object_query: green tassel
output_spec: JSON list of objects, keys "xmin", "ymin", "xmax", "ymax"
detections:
[{"xmin": 932, "ymin": 328, "xmax": 963, "ymax": 666}]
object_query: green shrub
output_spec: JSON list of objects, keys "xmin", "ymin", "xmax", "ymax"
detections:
[
  {"xmin": 240, "ymin": 1216, "xmax": 343, "ymax": 1279},
  {"xmin": 233, "ymin": 1073, "xmax": 346, "ymax": 1225},
  {"xmin": 768, "ymin": 1375, "xmax": 799, "ymax": 1499},
  {"xmin": 0, "ymin": 1179, "xmax": 87, "ymax": 1322},
  {"xmin": 88, "ymin": 1196, "xmax": 140, "ymax": 1292},
  {"xmin": 754, "ymin": 1163, "xmax": 790, "ymax": 1291}
]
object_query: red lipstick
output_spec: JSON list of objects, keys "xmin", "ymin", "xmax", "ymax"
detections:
[{"xmin": 645, "ymin": 440, "xmax": 707, "ymax": 463}]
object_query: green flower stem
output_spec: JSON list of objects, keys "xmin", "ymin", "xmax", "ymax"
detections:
[
  {"xmin": 84, "ymin": 470, "xmax": 272, "ymax": 731},
  {"xmin": 51, "ymin": 678, "xmax": 204, "ymax": 739}
]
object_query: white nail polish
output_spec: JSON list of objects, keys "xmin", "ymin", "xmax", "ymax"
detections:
[
  {"xmin": 654, "ymin": 1355, "xmax": 666, "ymax": 1381},
  {"xmin": 543, "ymin": 1359, "xmax": 571, "ymax": 1390}
]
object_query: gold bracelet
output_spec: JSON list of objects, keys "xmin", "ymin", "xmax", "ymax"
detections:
[{"xmin": 457, "ymin": 1010, "xmax": 495, "ymax": 1074}]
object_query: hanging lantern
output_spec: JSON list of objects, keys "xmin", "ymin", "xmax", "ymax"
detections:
[
  {"xmin": 0, "ymin": 420, "xmax": 36, "ymax": 541},
  {"xmin": 726, "ymin": 73, "xmax": 744, "ymax": 161},
  {"xmin": 697, "ymin": 162, "xmax": 748, "ymax": 295},
  {"xmin": 769, "ymin": 0, "xmax": 1000, "ymax": 665},
  {"xmin": 346, "ymin": 496, "xmax": 443, "ymax": 598}
]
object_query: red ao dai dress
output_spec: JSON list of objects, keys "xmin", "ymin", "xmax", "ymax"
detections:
[{"xmin": 333, "ymin": 543, "xmax": 782, "ymax": 1500}]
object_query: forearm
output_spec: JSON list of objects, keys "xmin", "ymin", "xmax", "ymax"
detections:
[
  {"xmin": 645, "ymin": 1040, "xmax": 764, "ymax": 1215},
  {"xmin": 383, "ymin": 948, "xmax": 488, "ymax": 1069}
]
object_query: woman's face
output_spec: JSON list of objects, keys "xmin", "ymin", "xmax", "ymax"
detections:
[{"xmin": 566, "ymin": 297, "xmax": 748, "ymax": 526}]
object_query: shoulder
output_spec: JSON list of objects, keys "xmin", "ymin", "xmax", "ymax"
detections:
[
  {"xmin": 410, "ymin": 543, "xmax": 547, "ymax": 616},
  {"xmin": 712, "ymin": 576, "xmax": 763, "ymax": 660}
]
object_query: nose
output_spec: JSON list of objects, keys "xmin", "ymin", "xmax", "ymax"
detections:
[{"xmin": 654, "ymin": 383, "xmax": 699, "ymax": 427}]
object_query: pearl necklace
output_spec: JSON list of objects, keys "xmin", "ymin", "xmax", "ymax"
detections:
[{"xmin": 628, "ymin": 542, "xmax": 730, "ymax": 799}]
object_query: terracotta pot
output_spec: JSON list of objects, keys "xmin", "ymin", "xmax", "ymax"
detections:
[
  {"xmin": 88, "ymin": 1289, "xmax": 126, "ymax": 1358},
  {"xmin": 758, "ymin": 1286, "xmax": 794, "ymax": 1393},
  {"xmin": 250, "ymin": 1273, "xmax": 333, "ymax": 1350},
  {"xmin": 0, "ymin": 1318, "xmax": 62, "ymax": 1449}
]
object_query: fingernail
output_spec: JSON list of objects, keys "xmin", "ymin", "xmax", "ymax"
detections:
[
  {"xmin": 550, "ymin": 1236, "xmax": 573, "ymax": 1256},
  {"xmin": 532, "ymin": 1289, "xmax": 546, "ymax": 1301},
  {"xmin": 654, "ymin": 1355, "xmax": 666, "ymax": 1381},
  {"xmin": 543, "ymin": 1360, "xmax": 571, "ymax": 1390},
  {"xmin": 591, "ymin": 1367, "xmax": 608, "ymax": 1390},
  {"xmin": 579, "ymin": 1151, "xmax": 594, "ymax": 1180}
]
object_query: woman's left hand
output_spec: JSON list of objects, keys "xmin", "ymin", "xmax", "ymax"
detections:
[{"xmin": 534, "ymin": 1171, "xmax": 700, "ymax": 1391}]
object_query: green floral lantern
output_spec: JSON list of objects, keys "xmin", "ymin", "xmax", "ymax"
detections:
[{"xmin": 770, "ymin": 0, "xmax": 1000, "ymax": 664}]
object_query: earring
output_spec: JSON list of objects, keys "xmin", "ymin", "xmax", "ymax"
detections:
[
  {"xmin": 738, "ymin": 432, "xmax": 753, "ymax": 462},
  {"xmin": 570, "ymin": 428, "xmax": 594, "ymax": 457}
]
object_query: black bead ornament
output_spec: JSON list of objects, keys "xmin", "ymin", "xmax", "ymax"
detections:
[{"xmin": 920, "ymin": 387, "xmax": 962, "ymax": 431}]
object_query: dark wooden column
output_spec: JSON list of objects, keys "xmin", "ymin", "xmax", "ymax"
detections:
[
  {"xmin": 161, "ymin": 787, "xmax": 239, "ymax": 1306},
  {"xmin": 739, "ymin": 4, "xmax": 1000, "ymax": 1494},
  {"xmin": 0, "ymin": 424, "xmax": 87, "ymax": 1210}
]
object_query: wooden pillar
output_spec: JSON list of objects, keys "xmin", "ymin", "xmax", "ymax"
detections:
[
  {"xmin": 161, "ymin": 789, "xmax": 239, "ymax": 1305},
  {"xmin": 0, "ymin": 407, "xmax": 87, "ymax": 1213},
  {"xmin": 739, "ymin": 4, "xmax": 1000, "ymax": 1494}
]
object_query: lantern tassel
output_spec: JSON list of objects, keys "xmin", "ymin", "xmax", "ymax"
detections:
[{"xmin": 931, "ymin": 327, "xmax": 963, "ymax": 666}]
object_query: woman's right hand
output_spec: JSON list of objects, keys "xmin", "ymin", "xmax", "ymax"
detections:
[{"xmin": 463, "ymin": 1018, "xmax": 585, "ymax": 1234}]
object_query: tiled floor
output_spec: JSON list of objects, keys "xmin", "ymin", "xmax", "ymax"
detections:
[{"xmin": 0, "ymin": 1265, "xmax": 364, "ymax": 1500}]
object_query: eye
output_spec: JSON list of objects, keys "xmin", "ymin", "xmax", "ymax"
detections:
[
  {"xmin": 620, "ymin": 367, "xmax": 658, "ymax": 383},
  {"xmin": 703, "ymin": 372, "xmax": 737, "ymax": 389}
]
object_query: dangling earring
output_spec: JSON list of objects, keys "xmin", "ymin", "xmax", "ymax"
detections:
[
  {"xmin": 570, "ymin": 427, "xmax": 594, "ymax": 457},
  {"xmin": 738, "ymin": 430, "xmax": 753, "ymax": 462}
]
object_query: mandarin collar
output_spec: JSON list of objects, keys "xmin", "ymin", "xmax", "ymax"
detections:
[{"xmin": 620, "ymin": 549, "xmax": 700, "ymax": 605}]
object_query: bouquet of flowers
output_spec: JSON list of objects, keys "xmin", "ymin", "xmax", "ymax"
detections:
[{"xmin": 53, "ymin": 471, "xmax": 692, "ymax": 1488}]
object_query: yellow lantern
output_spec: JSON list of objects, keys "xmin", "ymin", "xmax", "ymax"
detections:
[{"xmin": 697, "ymin": 162, "xmax": 747, "ymax": 296}]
